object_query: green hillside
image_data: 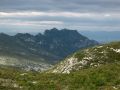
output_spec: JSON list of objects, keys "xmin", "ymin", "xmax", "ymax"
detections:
[
  {"xmin": 50, "ymin": 42, "xmax": 120, "ymax": 73},
  {"xmin": 0, "ymin": 41, "xmax": 119, "ymax": 90},
  {"xmin": 0, "ymin": 61, "xmax": 120, "ymax": 90}
]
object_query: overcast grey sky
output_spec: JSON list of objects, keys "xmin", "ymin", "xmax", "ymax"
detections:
[{"xmin": 0, "ymin": 0, "xmax": 120, "ymax": 33}]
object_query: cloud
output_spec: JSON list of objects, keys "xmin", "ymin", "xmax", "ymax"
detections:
[
  {"xmin": 0, "ymin": 0, "xmax": 120, "ymax": 12},
  {"xmin": 0, "ymin": 19, "xmax": 63, "ymax": 26},
  {"xmin": 0, "ymin": 0, "xmax": 120, "ymax": 33},
  {"xmin": 0, "ymin": 11, "xmax": 105, "ymax": 18},
  {"xmin": 1, "ymin": 11, "xmax": 120, "ymax": 19}
]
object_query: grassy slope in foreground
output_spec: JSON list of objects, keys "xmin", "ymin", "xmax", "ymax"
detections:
[
  {"xmin": 0, "ymin": 61, "xmax": 120, "ymax": 90},
  {"xmin": 0, "ymin": 41, "xmax": 120, "ymax": 90}
]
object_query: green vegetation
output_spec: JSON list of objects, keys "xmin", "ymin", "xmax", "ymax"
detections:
[
  {"xmin": 49, "ymin": 41, "xmax": 120, "ymax": 73},
  {"xmin": 0, "ymin": 62, "xmax": 120, "ymax": 90},
  {"xmin": 0, "ymin": 41, "xmax": 119, "ymax": 90}
]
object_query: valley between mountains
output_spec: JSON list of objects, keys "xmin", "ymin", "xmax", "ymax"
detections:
[{"xmin": 0, "ymin": 28, "xmax": 119, "ymax": 90}]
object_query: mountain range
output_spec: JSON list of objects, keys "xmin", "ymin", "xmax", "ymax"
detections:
[
  {"xmin": 80, "ymin": 31, "xmax": 120, "ymax": 43},
  {"xmin": 0, "ymin": 28, "xmax": 98, "ymax": 71}
]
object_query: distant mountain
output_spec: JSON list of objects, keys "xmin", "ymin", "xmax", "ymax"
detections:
[
  {"xmin": 35, "ymin": 28, "xmax": 98, "ymax": 60},
  {"xmin": 0, "ymin": 28, "xmax": 98, "ymax": 71},
  {"xmin": 80, "ymin": 31, "xmax": 120, "ymax": 43},
  {"xmin": 50, "ymin": 41, "xmax": 120, "ymax": 73}
]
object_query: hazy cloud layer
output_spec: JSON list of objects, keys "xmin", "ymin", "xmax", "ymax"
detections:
[
  {"xmin": 0, "ymin": 0, "xmax": 120, "ymax": 33},
  {"xmin": 0, "ymin": 0, "xmax": 120, "ymax": 12}
]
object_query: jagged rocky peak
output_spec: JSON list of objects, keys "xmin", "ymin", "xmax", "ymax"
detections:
[
  {"xmin": 14, "ymin": 33, "xmax": 35, "ymax": 42},
  {"xmin": 48, "ymin": 27, "xmax": 58, "ymax": 31},
  {"xmin": 15, "ymin": 33, "xmax": 34, "ymax": 38},
  {"xmin": 44, "ymin": 28, "xmax": 59, "ymax": 36},
  {"xmin": 44, "ymin": 28, "xmax": 87, "ymax": 39},
  {"xmin": 61, "ymin": 28, "xmax": 84, "ymax": 37},
  {"xmin": 35, "ymin": 33, "xmax": 44, "ymax": 41},
  {"xmin": 0, "ymin": 33, "xmax": 8, "ymax": 36},
  {"xmin": 0, "ymin": 33, "xmax": 11, "ymax": 38},
  {"xmin": 35, "ymin": 33, "xmax": 43, "ymax": 37}
]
